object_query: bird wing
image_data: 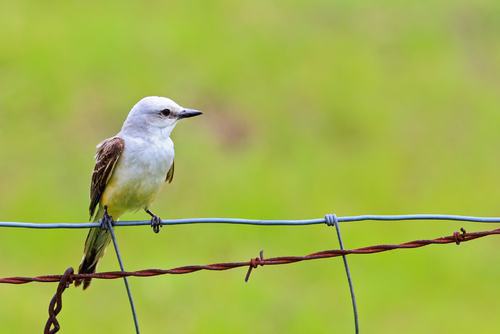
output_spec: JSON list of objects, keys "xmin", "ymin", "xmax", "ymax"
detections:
[
  {"xmin": 165, "ymin": 160, "xmax": 174, "ymax": 183},
  {"xmin": 89, "ymin": 137, "xmax": 125, "ymax": 219}
]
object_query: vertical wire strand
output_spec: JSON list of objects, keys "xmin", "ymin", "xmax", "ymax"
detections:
[
  {"xmin": 104, "ymin": 220, "xmax": 140, "ymax": 334},
  {"xmin": 327, "ymin": 214, "xmax": 359, "ymax": 334}
]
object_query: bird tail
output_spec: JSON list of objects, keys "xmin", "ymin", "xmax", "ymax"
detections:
[{"xmin": 75, "ymin": 207, "xmax": 112, "ymax": 290}]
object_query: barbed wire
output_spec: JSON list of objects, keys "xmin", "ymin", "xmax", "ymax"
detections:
[{"xmin": 2, "ymin": 226, "xmax": 498, "ymax": 285}]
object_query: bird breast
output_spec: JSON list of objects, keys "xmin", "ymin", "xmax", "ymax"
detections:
[{"xmin": 102, "ymin": 136, "xmax": 174, "ymax": 215}]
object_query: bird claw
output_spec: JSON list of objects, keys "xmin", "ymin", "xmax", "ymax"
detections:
[
  {"xmin": 100, "ymin": 206, "xmax": 115, "ymax": 230},
  {"xmin": 150, "ymin": 215, "xmax": 162, "ymax": 233}
]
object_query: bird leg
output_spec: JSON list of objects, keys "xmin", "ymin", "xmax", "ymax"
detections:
[
  {"xmin": 145, "ymin": 209, "xmax": 162, "ymax": 233},
  {"xmin": 100, "ymin": 206, "xmax": 114, "ymax": 230}
]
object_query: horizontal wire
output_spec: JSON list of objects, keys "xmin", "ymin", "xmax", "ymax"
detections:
[
  {"xmin": 1, "ymin": 226, "xmax": 499, "ymax": 284},
  {"xmin": 1, "ymin": 214, "xmax": 500, "ymax": 229}
]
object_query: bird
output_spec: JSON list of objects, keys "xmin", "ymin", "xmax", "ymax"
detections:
[{"xmin": 74, "ymin": 96, "xmax": 202, "ymax": 289}]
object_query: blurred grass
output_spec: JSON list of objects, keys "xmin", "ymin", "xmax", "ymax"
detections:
[{"xmin": 0, "ymin": 0, "xmax": 499, "ymax": 333}]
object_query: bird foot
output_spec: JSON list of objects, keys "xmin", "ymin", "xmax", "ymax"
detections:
[
  {"xmin": 100, "ymin": 206, "xmax": 115, "ymax": 230},
  {"xmin": 145, "ymin": 209, "xmax": 162, "ymax": 233},
  {"xmin": 150, "ymin": 215, "xmax": 162, "ymax": 233}
]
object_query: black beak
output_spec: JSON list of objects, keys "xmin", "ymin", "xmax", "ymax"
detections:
[{"xmin": 178, "ymin": 109, "xmax": 203, "ymax": 119}]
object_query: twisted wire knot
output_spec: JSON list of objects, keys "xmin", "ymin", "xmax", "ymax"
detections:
[
  {"xmin": 245, "ymin": 250, "xmax": 265, "ymax": 282},
  {"xmin": 44, "ymin": 267, "xmax": 74, "ymax": 334},
  {"xmin": 325, "ymin": 214, "xmax": 339, "ymax": 227},
  {"xmin": 453, "ymin": 227, "xmax": 467, "ymax": 245}
]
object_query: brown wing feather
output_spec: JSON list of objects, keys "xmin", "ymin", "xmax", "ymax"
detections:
[
  {"xmin": 165, "ymin": 160, "xmax": 175, "ymax": 183},
  {"xmin": 89, "ymin": 137, "xmax": 125, "ymax": 219}
]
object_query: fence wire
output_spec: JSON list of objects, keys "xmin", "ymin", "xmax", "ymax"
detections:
[
  {"xmin": 2, "ymin": 226, "xmax": 498, "ymax": 285},
  {"xmin": 1, "ymin": 213, "xmax": 500, "ymax": 229},
  {"xmin": 0, "ymin": 214, "xmax": 499, "ymax": 334}
]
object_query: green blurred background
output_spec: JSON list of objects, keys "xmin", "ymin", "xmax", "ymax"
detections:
[{"xmin": 0, "ymin": 1, "xmax": 499, "ymax": 333}]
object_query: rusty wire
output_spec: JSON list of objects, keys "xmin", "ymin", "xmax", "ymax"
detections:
[
  {"xmin": 44, "ymin": 267, "xmax": 73, "ymax": 334},
  {"xmin": 2, "ymin": 226, "xmax": 498, "ymax": 285}
]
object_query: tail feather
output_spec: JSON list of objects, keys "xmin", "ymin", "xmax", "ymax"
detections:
[
  {"xmin": 75, "ymin": 250, "xmax": 98, "ymax": 289},
  {"xmin": 75, "ymin": 208, "xmax": 112, "ymax": 290}
]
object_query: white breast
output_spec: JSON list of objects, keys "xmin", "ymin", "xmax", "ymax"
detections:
[{"xmin": 103, "ymin": 135, "xmax": 174, "ymax": 216}]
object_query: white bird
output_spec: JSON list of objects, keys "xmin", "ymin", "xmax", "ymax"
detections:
[{"xmin": 75, "ymin": 96, "xmax": 202, "ymax": 289}]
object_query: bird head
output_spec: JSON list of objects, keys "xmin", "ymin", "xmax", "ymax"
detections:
[{"xmin": 123, "ymin": 96, "xmax": 202, "ymax": 136}]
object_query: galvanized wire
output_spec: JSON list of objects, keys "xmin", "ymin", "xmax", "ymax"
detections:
[
  {"xmin": 1, "ymin": 213, "xmax": 500, "ymax": 229},
  {"xmin": 105, "ymin": 220, "xmax": 140, "ymax": 334},
  {"xmin": 326, "ymin": 214, "xmax": 359, "ymax": 334}
]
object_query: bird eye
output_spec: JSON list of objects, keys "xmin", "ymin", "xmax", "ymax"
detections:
[{"xmin": 160, "ymin": 109, "xmax": 171, "ymax": 117}]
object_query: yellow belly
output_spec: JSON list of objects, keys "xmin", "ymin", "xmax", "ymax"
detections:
[{"xmin": 100, "ymin": 174, "xmax": 163, "ymax": 219}]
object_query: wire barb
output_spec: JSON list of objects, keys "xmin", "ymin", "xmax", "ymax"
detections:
[
  {"xmin": 453, "ymin": 227, "xmax": 467, "ymax": 245},
  {"xmin": 44, "ymin": 267, "xmax": 74, "ymax": 334},
  {"xmin": 245, "ymin": 250, "xmax": 265, "ymax": 282}
]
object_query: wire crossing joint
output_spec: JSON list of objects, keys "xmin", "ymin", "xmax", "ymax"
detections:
[{"xmin": 325, "ymin": 213, "xmax": 359, "ymax": 334}]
